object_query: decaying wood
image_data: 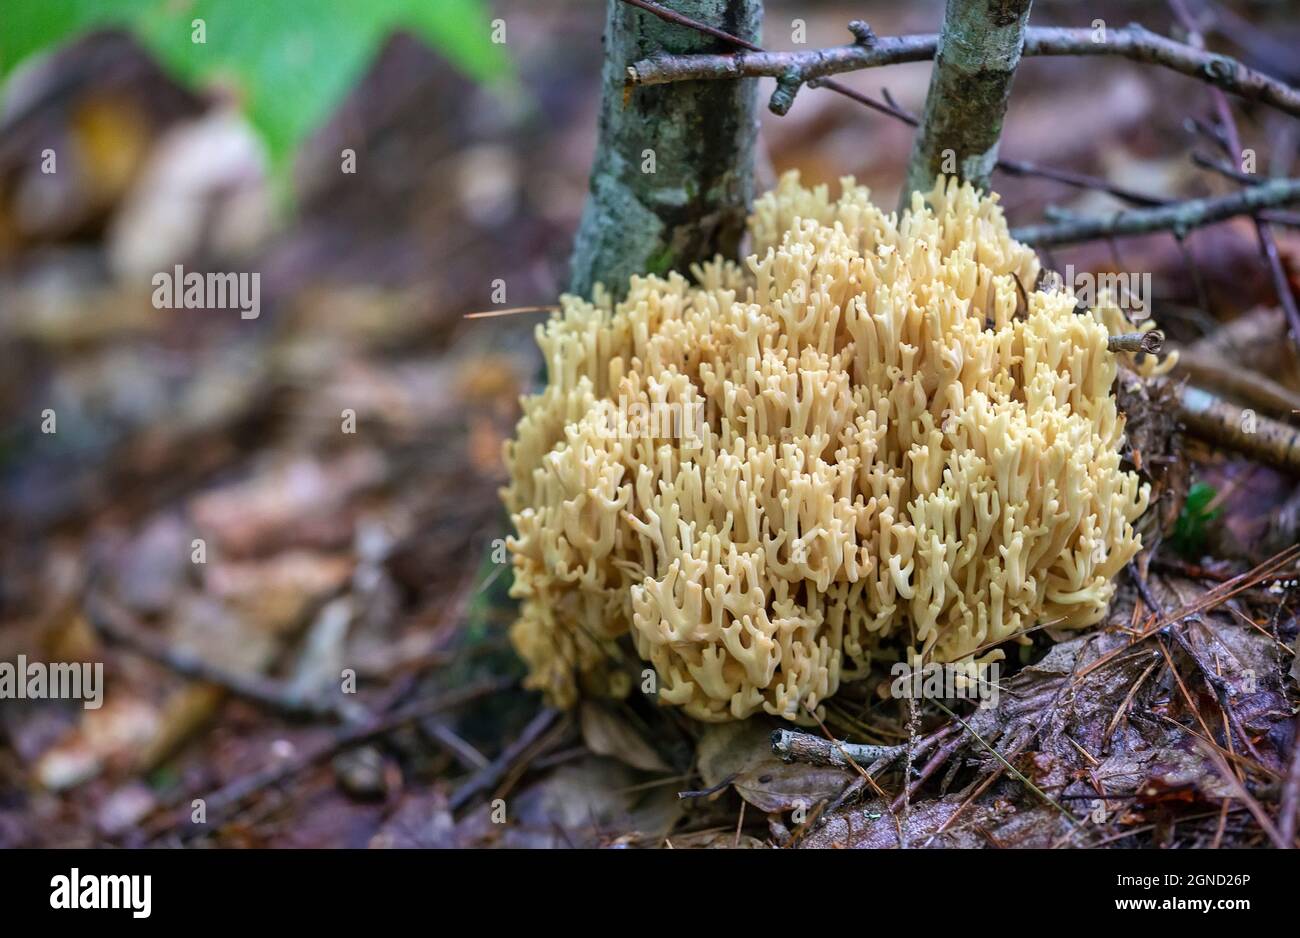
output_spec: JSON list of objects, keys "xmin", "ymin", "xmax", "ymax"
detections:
[
  {"xmin": 1166, "ymin": 379, "xmax": 1300, "ymax": 473},
  {"xmin": 770, "ymin": 727, "xmax": 906, "ymax": 769},
  {"xmin": 1109, "ymin": 332, "xmax": 1164, "ymax": 354},
  {"xmin": 1173, "ymin": 346, "xmax": 1300, "ymax": 418}
]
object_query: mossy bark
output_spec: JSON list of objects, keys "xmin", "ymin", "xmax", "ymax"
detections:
[
  {"xmin": 568, "ymin": 0, "xmax": 762, "ymax": 299},
  {"xmin": 902, "ymin": 0, "xmax": 1032, "ymax": 203}
]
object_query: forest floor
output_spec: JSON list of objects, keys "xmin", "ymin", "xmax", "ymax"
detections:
[{"xmin": 1, "ymin": 0, "xmax": 1298, "ymax": 848}]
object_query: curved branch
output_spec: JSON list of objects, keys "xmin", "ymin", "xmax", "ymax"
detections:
[
  {"xmin": 628, "ymin": 24, "xmax": 1300, "ymax": 119},
  {"xmin": 1009, "ymin": 176, "xmax": 1300, "ymax": 245}
]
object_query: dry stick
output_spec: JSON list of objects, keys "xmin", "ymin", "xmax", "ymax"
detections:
[
  {"xmin": 621, "ymin": 0, "xmax": 909, "ymax": 120},
  {"xmin": 1108, "ymin": 331, "xmax": 1164, "ymax": 354},
  {"xmin": 770, "ymin": 727, "xmax": 907, "ymax": 769},
  {"xmin": 1192, "ymin": 150, "xmax": 1259, "ymax": 186},
  {"xmin": 1173, "ymin": 347, "xmax": 1300, "ymax": 418},
  {"xmin": 1115, "ymin": 360, "xmax": 1300, "ymax": 475},
  {"xmin": 890, "ymin": 725, "xmax": 967, "ymax": 811},
  {"xmin": 997, "ymin": 157, "xmax": 1164, "ymax": 207},
  {"xmin": 1009, "ymin": 177, "xmax": 1300, "ymax": 246},
  {"xmin": 1192, "ymin": 153, "xmax": 1300, "ymax": 226},
  {"xmin": 1167, "ymin": 378, "xmax": 1300, "ymax": 473},
  {"xmin": 449, "ymin": 707, "xmax": 560, "ymax": 812},
  {"xmin": 794, "ymin": 704, "xmax": 906, "ymax": 847},
  {"xmin": 1221, "ymin": 132, "xmax": 1300, "ymax": 352},
  {"xmin": 628, "ymin": 25, "xmax": 1300, "ymax": 119},
  {"xmin": 463, "ymin": 305, "xmax": 559, "ymax": 320}
]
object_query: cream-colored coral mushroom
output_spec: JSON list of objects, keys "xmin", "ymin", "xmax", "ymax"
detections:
[{"xmin": 502, "ymin": 173, "xmax": 1169, "ymax": 722}]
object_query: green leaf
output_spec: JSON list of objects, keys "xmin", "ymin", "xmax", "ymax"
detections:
[
  {"xmin": 1172, "ymin": 481, "xmax": 1222, "ymax": 559},
  {"xmin": 2, "ymin": 0, "xmax": 510, "ymax": 169}
]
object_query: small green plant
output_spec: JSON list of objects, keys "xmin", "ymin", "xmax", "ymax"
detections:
[
  {"xmin": 2, "ymin": 0, "xmax": 510, "ymax": 169},
  {"xmin": 1171, "ymin": 481, "xmax": 1222, "ymax": 558}
]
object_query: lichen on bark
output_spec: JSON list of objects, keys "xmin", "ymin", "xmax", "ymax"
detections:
[
  {"xmin": 568, "ymin": 0, "xmax": 762, "ymax": 299},
  {"xmin": 902, "ymin": 0, "xmax": 1032, "ymax": 203}
]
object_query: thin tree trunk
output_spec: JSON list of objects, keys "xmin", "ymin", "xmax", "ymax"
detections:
[
  {"xmin": 902, "ymin": 0, "xmax": 1032, "ymax": 204},
  {"xmin": 569, "ymin": 0, "xmax": 762, "ymax": 299}
]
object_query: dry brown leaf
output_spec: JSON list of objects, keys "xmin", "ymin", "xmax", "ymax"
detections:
[
  {"xmin": 697, "ymin": 721, "xmax": 853, "ymax": 814},
  {"xmin": 578, "ymin": 702, "xmax": 669, "ymax": 773}
]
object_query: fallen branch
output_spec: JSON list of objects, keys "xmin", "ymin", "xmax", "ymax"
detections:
[
  {"xmin": 628, "ymin": 24, "xmax": 1300, "ymax": 120},
  {"xmin": 770, "ymin": 727, "xmax": 906, "ymax": 769},
  {"xmin": 1109, "ymin": 332, "xmax": 1164, "ymax": 354},
  {"xmin": 1009, "ymin": 177, "xmax": 1300, "ymax": 245},
  {"xmin": 1173, "ymin": 346, "xmax": 1300, "ymax": 418},
  {"xmin": 1169, "ymin": 379, "xmax": 1300, "ymax": 473},
  {"xmin": 449, "ymin": 707, "xmax": 561, "ymax": 812}
]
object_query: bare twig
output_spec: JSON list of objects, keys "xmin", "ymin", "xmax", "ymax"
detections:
[
  {"xmin": 1010, "ymin": 177, "xmax": 1300, "ymax": 245},
  {"xmin": 770, "ymin": 727, "xmax": 907, "ymax": 769},
  {"xmin": 618, "ymin": 0, "xmax": 1300, "ymax": 230},
  {"xmin": 1108, "ymin": 331, "xmax": 1164, "ymax": 354},
  {"xmin": 1192, "ymin": 150, "xmax": 1260, "ymax": 186},
  {"xmin": 889, "ymin": 724, "xmax": 966, "ymax": 811},
  {"xmin": 629, "ymin": 25, "xmax": 1300, "ymax": 119},
  {"xmin": 997, "ymin": 158, "xmax": 1165, "ymax": 207},
  {"xmin": 449, "ymin": 707, "xmax": 561, "ymax": 812},
  {"xmin": 619, "ymin": 0, "xmax": 910, "ymax": 122}
]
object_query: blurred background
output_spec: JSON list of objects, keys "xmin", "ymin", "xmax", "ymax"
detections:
[{"xmin": 1, "ymin": 0, "xmax": 1298, "ymax": 847}]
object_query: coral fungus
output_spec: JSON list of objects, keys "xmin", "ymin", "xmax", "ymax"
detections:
[{"xmin": 502, "ymin": 174, "xmax": 1169, "ymax": 722}]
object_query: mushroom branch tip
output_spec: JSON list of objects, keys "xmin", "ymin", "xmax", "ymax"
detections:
[{"xmin": 501, "ymin": 174, "xmax": 1172, "ymax": 723}]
